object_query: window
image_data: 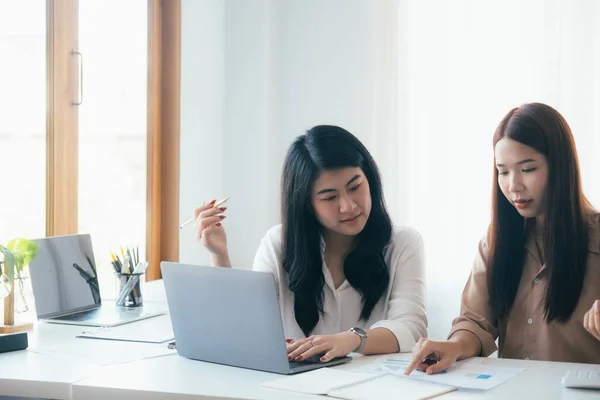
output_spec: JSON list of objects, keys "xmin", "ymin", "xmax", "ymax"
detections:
[
  {"xmin": 0, "ymin": 2, "xmax": 46, "ymax": 245},
  {"xmin": 77, "ymin": 0, "xmax": 148, "ymax": 297}
]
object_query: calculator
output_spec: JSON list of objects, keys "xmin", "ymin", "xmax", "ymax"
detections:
[{"xmin": 562, "ymin": 369, "xmax": 600, "ymax": 389}]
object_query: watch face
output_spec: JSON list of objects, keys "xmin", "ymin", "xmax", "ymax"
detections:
[{"xmin": 352, "ymin": 327, "xmax": 367, "ymax": 337}]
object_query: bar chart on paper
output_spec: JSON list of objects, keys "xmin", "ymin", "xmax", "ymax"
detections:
[{"xmin": 361, "ymin": 358, "xmax": 524, "ymax": 390}]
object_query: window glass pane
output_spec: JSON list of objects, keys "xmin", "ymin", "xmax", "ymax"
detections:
[
  {"xmin": 78, "ymin": 0, "xmax": 147, "ymax": 298},
  {"xmin": 0, "ymin": 2, "xmax": 46, "ymax": 245}
]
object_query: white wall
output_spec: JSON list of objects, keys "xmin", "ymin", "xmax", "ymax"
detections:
[
  {"xmin": 179, "ymin": 0, "xmax": 226, "ymax": 267},
  {"xmin": 180, "ymin": 0, "xmax": 386, "ymax": 267}
]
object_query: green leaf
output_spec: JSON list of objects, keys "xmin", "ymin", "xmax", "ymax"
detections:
[
  {"xmin": 0, "ymin": 246, "xmax": 16, "ymax": 280},
  {"xmin": 7, "ymin": 238, "xmax": 40, "ymax": 271}
]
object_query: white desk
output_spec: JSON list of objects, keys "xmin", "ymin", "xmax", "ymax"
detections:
[
  {"xmin": 72, "ymin": 354, "xmax": 323, "ymax": 400},
  {"xmin": 71, "ymin": 352, "xmax": 600, "ymax": 400},
  {"xmin": 0, "ymin": 281, "xmax": 172, "ymax": 399},
  {"xmin": 0, "ymin": 350, "xmax": 98, "ymax": 400}
]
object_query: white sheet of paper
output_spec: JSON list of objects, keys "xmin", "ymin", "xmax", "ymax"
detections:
[
  {"xmin": 360, "ymin": 358, "xmax": 525, "ymax": 390},
  {"xmin": 76, "ymin": 314, "xmax": 174, "ymax": 343},
  {"xmin": 28, "ymin": 341, "xmax": 175, "ymax": 366},
  {"xmin": 261, "ymin": 368, "xmax": 378, "ymax": 395}
]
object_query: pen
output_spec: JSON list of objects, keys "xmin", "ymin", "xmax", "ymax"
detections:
[
  {"xmin": 126, "ymin": 248, "xmax": 135, "ymax": 272},
  {"xmin": 179, "ymin": 197, "xmax": 229, "ymax": 229},
  {"xmin": 422, "ymin": 353, "xmax": 439, "ymax": 366}
]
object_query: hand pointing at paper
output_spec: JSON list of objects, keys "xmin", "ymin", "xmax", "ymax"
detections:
[{"xmin": 405, "ymin": 330, "xmax": 482, "ymax": 376}]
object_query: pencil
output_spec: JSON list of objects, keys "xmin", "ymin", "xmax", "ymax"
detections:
[
  {"xmin": 111, "ymin": 253, "xmax": 121, "ymax": 273},
  {"xmin": 179, "ymin": 197, "xmax": 229, "ymax": 229}
]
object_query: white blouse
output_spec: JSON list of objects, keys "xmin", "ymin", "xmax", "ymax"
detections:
[{"xmin": 252, "ymin": 225, "xmax": 427, "ymax": 352}]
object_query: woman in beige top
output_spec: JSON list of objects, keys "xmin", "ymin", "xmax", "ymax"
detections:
[{"xmin": 406, "ymin": 103, "xmax": 600, "ymax": 375}]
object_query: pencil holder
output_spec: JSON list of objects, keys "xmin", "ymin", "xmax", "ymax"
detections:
[{"xmin": 115, "ymin": 272, "xmax": 144, "ymax": 307}]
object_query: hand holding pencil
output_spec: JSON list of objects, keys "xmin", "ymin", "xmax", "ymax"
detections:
[{"xmin": 187, "ymin": 197, "xmax": 231, "ymax": 267}]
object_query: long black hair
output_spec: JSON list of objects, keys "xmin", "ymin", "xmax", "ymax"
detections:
[
  {"xmin": 488, "ymin": 103, "xmax": 590, "ymax": 323},
  {"xmin": 281, "ymin": 125, "xmax": 393, "ymax": 336}
]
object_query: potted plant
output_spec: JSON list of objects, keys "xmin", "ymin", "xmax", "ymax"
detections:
[{"xmin": 0, "ymin": 238, "xmax": 40, "ymax": 333}]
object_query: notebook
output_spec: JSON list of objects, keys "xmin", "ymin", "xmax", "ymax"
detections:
[{"xmin": 261, "ymin": 368, "xmax": 457, "ymax": 400}]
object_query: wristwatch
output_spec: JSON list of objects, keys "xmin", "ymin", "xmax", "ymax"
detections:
[{"xmin": 348, "ymin": 327, "xmax": 368, "ymax": 353}]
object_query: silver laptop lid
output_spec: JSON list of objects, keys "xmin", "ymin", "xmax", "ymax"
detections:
[
  {"xmin": 161, "ymin": 262, "xmax": 291, "ymax": 374},
  {"xmin": 29, "ymin": 234, "xmax": 101, "ymax": 319}
]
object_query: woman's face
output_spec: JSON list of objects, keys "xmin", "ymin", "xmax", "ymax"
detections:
[
  {"xmin": 311, "ymin": 167, "xmax": 372, "ymax": 237},
  {"xmin": 495, "ymin": 138, "xmax": 549, "ymax": 219}
]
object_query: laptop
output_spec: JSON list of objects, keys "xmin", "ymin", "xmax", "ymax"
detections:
[
  {"xmin": 161, "ymin": 261, "xmax": 352, "ymax": 374},
  {"xmin": 28, "ymin": 234, "xmax": 164, "ymax": 327}
]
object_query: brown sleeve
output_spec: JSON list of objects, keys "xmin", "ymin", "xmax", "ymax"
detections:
[{"xmin": 447, "ymin": 238, "xmax": 499, "ymax": 357}]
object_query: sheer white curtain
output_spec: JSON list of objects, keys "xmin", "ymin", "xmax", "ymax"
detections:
[
  {"xmin": 387, "ymin": 0, "xmax": 600, "ymax": 339},
  {"xmin": 180, "ymin": 0, "xmax": 600, "ymax": 341}
]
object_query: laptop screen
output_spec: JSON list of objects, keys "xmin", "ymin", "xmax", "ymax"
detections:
[{"xmin": 29, "ymin": 234, "xmax": 101, "ymax": 318}]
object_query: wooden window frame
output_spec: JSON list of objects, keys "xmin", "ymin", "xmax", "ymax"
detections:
[
  {"xmin": 146, "ymin": 0, "xmax": 181, "ymax": 280},
  {"xmin": 46, "ymin": 0, "xmax": 79, "ymax": 236}
]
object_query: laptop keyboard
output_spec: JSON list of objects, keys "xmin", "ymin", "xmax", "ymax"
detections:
[
  {"xmin": 51, "ymin": 307, "xmax": 147, "ymax": 323},
  {"xmin": 289, "ymin": 356, "xmax": 346, "ymax": 369},
  {"xmin": 53, "ymin": 309, "xmax": 104, "ymax": 321},
  {"xmin": 289, "ymin": 359, "xmax": 320, "ymax": 368}
]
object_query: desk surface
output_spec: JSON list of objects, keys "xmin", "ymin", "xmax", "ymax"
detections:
[
  {"xmin": 72, "ymin": 352, "xmax": 600, "ymax": 400},
  {"xmin": 2, "ymin": 280, "xmax": 600, "ymax": 400},
  {"xmin": 0, "ymin": 350, "xmax": 97, "ymax": 400}
]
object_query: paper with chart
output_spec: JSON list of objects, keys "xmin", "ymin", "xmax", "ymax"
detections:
[{"xmin": 360, "ymin": 358, "xmax": 524, "ymax": 390}]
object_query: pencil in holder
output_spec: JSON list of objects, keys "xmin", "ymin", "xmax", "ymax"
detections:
[{"xmin": 115, "ymin": 272, "xmax": 144, "ymax": 307}]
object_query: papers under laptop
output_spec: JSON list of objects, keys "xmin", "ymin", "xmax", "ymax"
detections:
[{"xmin": 28, "ymin": 234, "xmax": 164, "ymax": 327}]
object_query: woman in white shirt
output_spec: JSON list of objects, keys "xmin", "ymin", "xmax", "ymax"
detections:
[{"xmin": 193, "ymin": 125, "xmax": 427, "ymax": 363}]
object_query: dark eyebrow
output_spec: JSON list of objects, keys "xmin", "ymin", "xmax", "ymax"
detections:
[
  {"xmin": 346, "ymin": 174, "xmax": 361, "ymax": 186},
  {"xmin": 316, "ymin": 174, "xmax": 362, "ymax": 195},
  {"xmin": 496, "ymin": 158, "xmax": 536, "ymax": 167},
  {"xmin": 316, "ymin": 188, "xmax": 336, "ymax": 195}
]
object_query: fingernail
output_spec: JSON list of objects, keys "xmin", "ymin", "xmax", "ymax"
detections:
[
  {"xmin": 209, "ymin": 199, "xmax": 216, "ymax": 204},
  {"xmin": 320, "ymin": 357, "xmax": 326, "ymax": 362},
  {"xmin": 219, "ymin": 207, "xmax": 227, "ymax": 211},
  {"xmin": 285, "ymin": 339, "xmax": 293, "ymax": 343},
  {"xmin": 216, "ymin": 223, "xmax": 222, "ymax": 227},
  {"xmin": 219, "ymin": 215, "xmax": 226, "ymax": 220},
  {"xmin": 295, "ymin": 356, "xmax": 302, "ymax": 361}
]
